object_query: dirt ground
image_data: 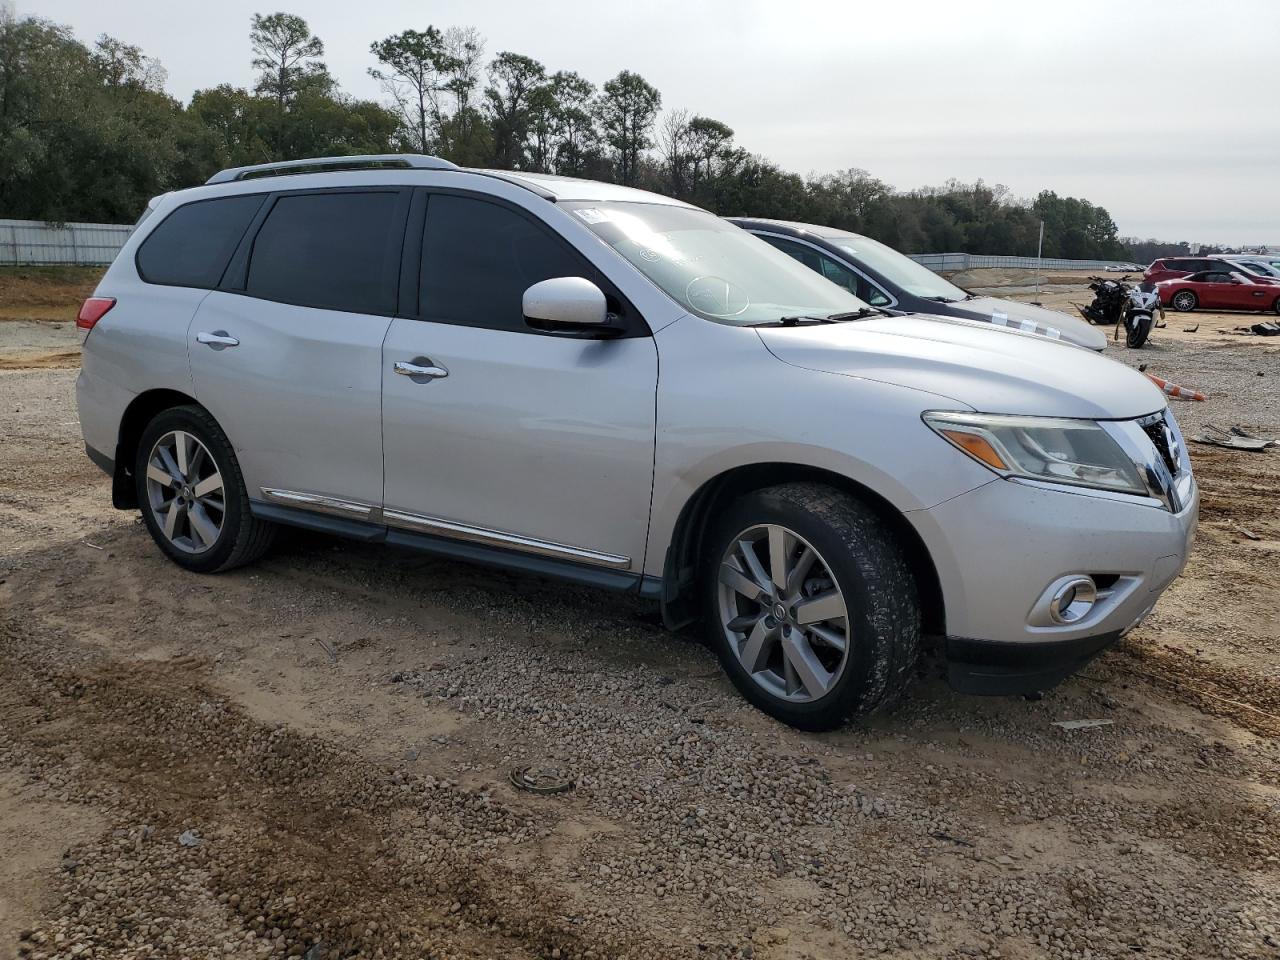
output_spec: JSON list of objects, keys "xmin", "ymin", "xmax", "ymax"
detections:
[{"xmin": 1, "ymin": 267, "xmax": 1278, "ymax": 960}]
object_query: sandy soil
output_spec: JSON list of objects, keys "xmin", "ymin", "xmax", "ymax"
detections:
[{"xmin": 1, "ymin": 273, "xmax": 1278, "ymax": 960}]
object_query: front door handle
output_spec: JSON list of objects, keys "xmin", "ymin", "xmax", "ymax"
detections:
[
  {"xmin": 196, "ymin": 330, "xmax": 240, "ymax": 349},
  {"xmin": 394, "ymin": 358, "xmax": 449, "ymax": 382}
]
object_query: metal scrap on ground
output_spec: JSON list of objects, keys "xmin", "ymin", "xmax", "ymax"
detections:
[{"xmin": 1189, "ymin": 425, "xmax": 1278, "ymax": 452}]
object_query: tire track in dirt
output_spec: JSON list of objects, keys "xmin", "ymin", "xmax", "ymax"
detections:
[
  {"xmin": 0, "ymin": 351, "xmax": 81, "ymax": 371},
  {"xmin": 0, "ymin": 616, "xmax": 648, "ymax": 960}
]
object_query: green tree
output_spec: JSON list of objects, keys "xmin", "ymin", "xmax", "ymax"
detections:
[
  {"xmin": 0, "ymin": 17, "xmax": 215, "ymax": 222},
  {"xmin": 369, "ymin": 27, "xmax": 455, "ymax": 154},
  {"xmin": 596, "ymin": 70, "xmax": 660, "ymax": 186},
  {"xmin": 546, "ymin": 70, "xmax": 597, "ymax": 175},
  {"xmin": 250, "ymin": 12, "xmax": 326, "ymax": 110},
  {"xmin": 485, "ymin": 51, "xmax": 546, "ymax": 169}
]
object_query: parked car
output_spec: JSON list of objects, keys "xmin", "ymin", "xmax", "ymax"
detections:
[
  {"xmin": 76, "ymin": 155, "xmax": 1198, "ymax": 730},
  {"xmin": 1210, "ymin": 254, "xmax": 1280, "ymax": 278},
  {"xmin": 1145, "ymin": 256, "xmax": 1280, "ymax": 284},
  {"xmin": 1158, "ymin": 269, "xmax": 1280, "ymax": 313},
  {"xmin": 726, "ymin": 218, "xmax": 1107, "ymax": 351}
]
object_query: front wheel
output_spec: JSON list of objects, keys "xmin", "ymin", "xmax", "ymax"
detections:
[
  {"xmin": 1171, "ymin": 290, "xmax": 1198, "ymax": 313},
  {"xmin": 135, "ymin": 405, "xmax": 276, "ymax": 573},
  {"xmin": 703, "ymin": 482, "xmax": 920, "ymax": 730},
  {"xmin": 1126, "ymin": 311, "xmax": 1153, "ymax": 348}
]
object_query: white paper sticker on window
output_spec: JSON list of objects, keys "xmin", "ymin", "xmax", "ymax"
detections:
[{"xmin": 573, "ymin": 208, "xmax": 609, "ymax": 224}]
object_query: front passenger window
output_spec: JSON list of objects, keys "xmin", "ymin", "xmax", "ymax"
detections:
[{"xmin": 420, "ymin": 195, "xmax": 595, "ymax": 333}]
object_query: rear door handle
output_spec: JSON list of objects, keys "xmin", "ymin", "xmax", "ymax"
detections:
[
  {"xmin": 196, "ymin": 331, "xmax": 239, "ymax": 349},
  {"xmin": 394, "ymin": 358, "xmax": 449, "ymax": 381}
]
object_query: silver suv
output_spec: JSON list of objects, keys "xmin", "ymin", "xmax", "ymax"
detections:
[{"xmin": 76, "ymin": 155, "xmax": 1198, "ymax": 730}]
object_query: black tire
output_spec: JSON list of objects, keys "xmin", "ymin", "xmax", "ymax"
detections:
[
  {"xmin": 702, "ymin": 482, "xmax": 920, "ymax": 731},
  {"xmin": 1170, "ymin": 290, "xmax": 1197, "ymax": 313},
  {"xmin": 1273, "ymin": 296, "xmax": 1280, "ymax": 316},
  {"xmin": 1126, "ymin": 312, "xmax": 1152, "ymax": 349},
  {"xmin": 134, "ymin": 405, "xmax": 275, "ymax": 573}
]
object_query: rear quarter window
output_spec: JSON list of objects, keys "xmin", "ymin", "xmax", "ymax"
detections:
[{"xmin": 136, "ymin": 195, "xmax": 265, "ymax": 288}]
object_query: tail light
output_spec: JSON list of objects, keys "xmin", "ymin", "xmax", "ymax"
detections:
[{"xmin": 76, "ymin": 297, "xmax": 116, "ymax": 331}]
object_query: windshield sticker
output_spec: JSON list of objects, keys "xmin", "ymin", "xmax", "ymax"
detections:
[{"xmin": 573, "ymin": 207, "xmax": 609, "ymax": 224}]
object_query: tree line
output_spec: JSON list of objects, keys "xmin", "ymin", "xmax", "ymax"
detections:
[{"xmin": 0, "ymin": 12, "xmax": 1229, "ymax": 261}]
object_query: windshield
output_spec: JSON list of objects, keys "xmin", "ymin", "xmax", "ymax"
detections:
[
  {"xmin": 829, "ymin": 235, "xmax": 970, "ymax": 301},
  {"xmin": 562, "ymin": 201, "xmax": 869, "ymax": 325}
]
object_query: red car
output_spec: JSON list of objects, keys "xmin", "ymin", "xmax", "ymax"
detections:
[
  {"xmin": 1145, "ymin": 256, "xmax": 1280, "ymax": 284},
  {"xmin": 1158, "ymin": 269, "xmax": 1280, "ymax": 313}
]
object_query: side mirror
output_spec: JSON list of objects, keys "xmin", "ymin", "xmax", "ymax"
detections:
[{"xmin": 523, "ymin": 277, "xmax": 615, "ymax": 335}]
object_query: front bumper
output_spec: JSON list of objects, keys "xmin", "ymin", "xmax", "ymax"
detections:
[
  {"xmin": 945, "ymin": 631, "xmax": 1122, "ymax": 695},
  {"xmin": 908, "ymin": 467, "xmax": 1198, "ymax": 695}
]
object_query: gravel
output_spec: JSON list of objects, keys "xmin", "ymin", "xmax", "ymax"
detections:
[{"xmin": 1, "ymin": 324, "xmax": 1278, "ymax": 959}]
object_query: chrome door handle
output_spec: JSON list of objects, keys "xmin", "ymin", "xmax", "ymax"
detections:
[
  {"xmin": 196, "ymin": 331, "xmax": 239, "ymax": 348},
  {"xmin": 394, "ymin": 359, "xmax": 448, "ymax": 381}
]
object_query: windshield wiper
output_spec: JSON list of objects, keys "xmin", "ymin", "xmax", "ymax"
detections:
[
  {"xmin": 924, "ymin": 296, "xmax": 961, "ymax": 303},
  {"xmin": 776, "ymin": 309, "xmax": 879, "ymax": 326}
]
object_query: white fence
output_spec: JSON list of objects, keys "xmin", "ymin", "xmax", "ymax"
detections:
[
  {"xmin": 0, "ymin": 217, "xmax": 1132, "ymax": 274},
  {"xmin": 907, "ymin": 252, "xmax": 1133, "ymax": 273},
  {"xmin": 0, "ymin": 219, "xmax": 135, "ymax": 266}
]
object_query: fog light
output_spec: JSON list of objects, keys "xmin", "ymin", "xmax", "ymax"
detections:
[{"xmin": 1049, "ymin": 576, "xmax": 1097, "ymax": 624}]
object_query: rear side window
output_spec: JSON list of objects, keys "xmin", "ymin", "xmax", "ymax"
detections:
[
  {"xmin": 760, "ymin": 235, "xmax": 892, "ymax": 307},
  {"xmin": 247, "ymin": 191, "xmax": 402, "ymax": 315},
  {"xmin": 760, "ymin": 235, "xmax": 823, "ymax": 272},
  {"xmin": 136, "ymin": 195, "xmax": 264, "ymax": 288},
  {"xmin": 419, "ymin": 194, "xmax": 593, "ymax": 333}
]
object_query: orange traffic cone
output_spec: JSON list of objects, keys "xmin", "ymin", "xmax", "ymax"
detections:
[{"xmin": 1146, "ymin": 373, "xmax": 1206, "ymax": 402}]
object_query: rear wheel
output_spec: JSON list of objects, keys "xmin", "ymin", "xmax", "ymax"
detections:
[
  {"xmin": 1273, "ymin": 296, "xmax": 1280, "ymax": 315},
  {"xmin": 704, "ymin": 482, "xmax": 920, "ymax": 730},
  {"xmin": 1171, "ymin": 290, "xmax": 1197, "ymax": 312},
  {"xmin": 135, "ymin": 405, "xmax": 275, "ymax": 573}
]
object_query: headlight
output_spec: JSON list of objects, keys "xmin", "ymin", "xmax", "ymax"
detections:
[{"xmin": 923, "ymin": 411, "xmax": 1149, "ymax": 495}]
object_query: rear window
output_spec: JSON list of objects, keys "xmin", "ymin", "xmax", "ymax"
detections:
[
  {"xmin": 246, "ymin": 191, "xmax": 402, "ymax": 315},
  {"xmin": 136, "ymin": 195, "xmax": 264, "ymax": 288}
]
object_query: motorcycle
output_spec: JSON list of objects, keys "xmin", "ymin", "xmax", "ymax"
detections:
[{"xmin": 1076, "ymin": 275, "xmax": 1161, "ymax": 349}]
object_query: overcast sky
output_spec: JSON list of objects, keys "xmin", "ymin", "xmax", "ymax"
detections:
[{"xmin": 29, "ymin": 0, "xmax": 1280, "ymax": 246}]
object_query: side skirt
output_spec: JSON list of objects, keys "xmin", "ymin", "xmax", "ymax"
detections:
[{"xmin": 248, "ymin": 500, "xmax": 646, "ymax": 594}]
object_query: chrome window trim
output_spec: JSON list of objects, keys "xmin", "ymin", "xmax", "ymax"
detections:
[{"xmin": 748, "ymin": 230, "xmax": 899, "ymax": 309}]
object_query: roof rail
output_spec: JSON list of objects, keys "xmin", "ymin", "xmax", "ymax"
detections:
[{"xmin": 206, "ymin": 154, "xmax": 459, "ymax": 185}]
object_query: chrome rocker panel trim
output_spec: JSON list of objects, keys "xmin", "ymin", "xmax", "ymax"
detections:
[
  {"xmin": 259, "ymin": 488, "xmax": 631, "ymax": 570},
  {"xmin": 260, "ymin": 488, "xmax": 375, "ymax": 520}
]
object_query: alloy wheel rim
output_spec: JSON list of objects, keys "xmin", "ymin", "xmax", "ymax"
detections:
[
  {"xmin": 144, "ymin": 430, "xmax": 225, "ymax": 554},
  {"xmin": 1174, "ymin": 293, "xmax": 1194, "ymax": 311},
  {"xmin": 716, "ymin": 523, "xmax": 851, "ymax": 703}
]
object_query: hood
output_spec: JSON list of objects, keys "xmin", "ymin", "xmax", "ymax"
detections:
[
  {"xmin": 758, "ymin": 313, "xmax": 1166, "ymax": 420},
  {"xmin": 950, "ymin": 296, "xmax": 1108, "ymax": 351}
]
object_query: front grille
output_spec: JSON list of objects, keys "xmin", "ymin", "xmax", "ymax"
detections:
[{"xmin": 1141, "ymin": 415, "xmax": 1179, "ymax": 476}]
